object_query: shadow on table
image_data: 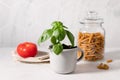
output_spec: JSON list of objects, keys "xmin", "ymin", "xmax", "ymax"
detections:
[{"xmin": 74, "ymin": 50, "xmax": 120, "ymax": 74}]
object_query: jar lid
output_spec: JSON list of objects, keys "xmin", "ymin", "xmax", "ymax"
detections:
[{"xmin": 80, "ymin": 11, "xmax": 104, "ymax": 24}]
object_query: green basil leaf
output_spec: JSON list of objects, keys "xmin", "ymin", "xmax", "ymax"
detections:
[
  {"xmin": 63, "ymin": 26, "xmax": 68, "ymax": 29},
  {"xmin": 53, "ymin": 28, "xmax": 66, "ymax": 41},
  {"xmin": 51, "ymin": 21, "xmax": 63, "ymax": 30},
  {"xmin": 66, "ymin": 30, "xmax": 74, "ymax": 47},
  {"xmin": 52, "ymin": 43, "xmax": 63, "ymax": 55},
  {"xmin": 51, "ymin": 36, "xmax": 56, "ymax": 44},
  {"xmin": 51, "ymin": 21, "xmax": 63, "ymax": 27},
  {"xmin": 38, "ymin": 29, "xmax": 53, "ymax": 44}
]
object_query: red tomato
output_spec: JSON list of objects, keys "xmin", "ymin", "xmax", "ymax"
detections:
[{"xmin": 17, "ymin": 42, "xmax": 37, "ymax": 58}]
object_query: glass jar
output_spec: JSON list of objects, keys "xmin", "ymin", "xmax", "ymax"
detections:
[{"xmin": 77, "ymin": 11, "xmax": 105, "ymax": 61}]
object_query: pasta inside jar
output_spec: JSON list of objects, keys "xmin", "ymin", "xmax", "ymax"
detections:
[{"xmin": 78, "ymin": 32, "xmax": 105, "ymax": 61}]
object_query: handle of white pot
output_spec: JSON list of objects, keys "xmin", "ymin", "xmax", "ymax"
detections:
[{"xmin": 77, "ymin": 47, "xmax": 84, "ymax": 61}]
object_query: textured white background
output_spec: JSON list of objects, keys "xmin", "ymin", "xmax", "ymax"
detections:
[{"xmin": 0, "ymin": 0, "xmax": 120, "ymax": 48}]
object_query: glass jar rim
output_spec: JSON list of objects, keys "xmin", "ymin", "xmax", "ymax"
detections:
[{"xmin": 80, "ymin": 11, "xmax": 104, "ymax": 24}]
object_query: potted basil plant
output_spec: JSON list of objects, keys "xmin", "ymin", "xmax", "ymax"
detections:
[{"xmin": 38, "ymin": 21, "xmax": 83, "ymax": 74}]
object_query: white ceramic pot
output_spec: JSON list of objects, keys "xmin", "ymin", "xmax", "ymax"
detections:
[{"xmin": 50, "ymin": 48, "xmax": 83, "ymax": 74}]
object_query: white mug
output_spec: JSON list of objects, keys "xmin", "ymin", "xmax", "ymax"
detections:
[{"xmin": 50, "ymin": 47, "xmax": 83, "ymax": 74}]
